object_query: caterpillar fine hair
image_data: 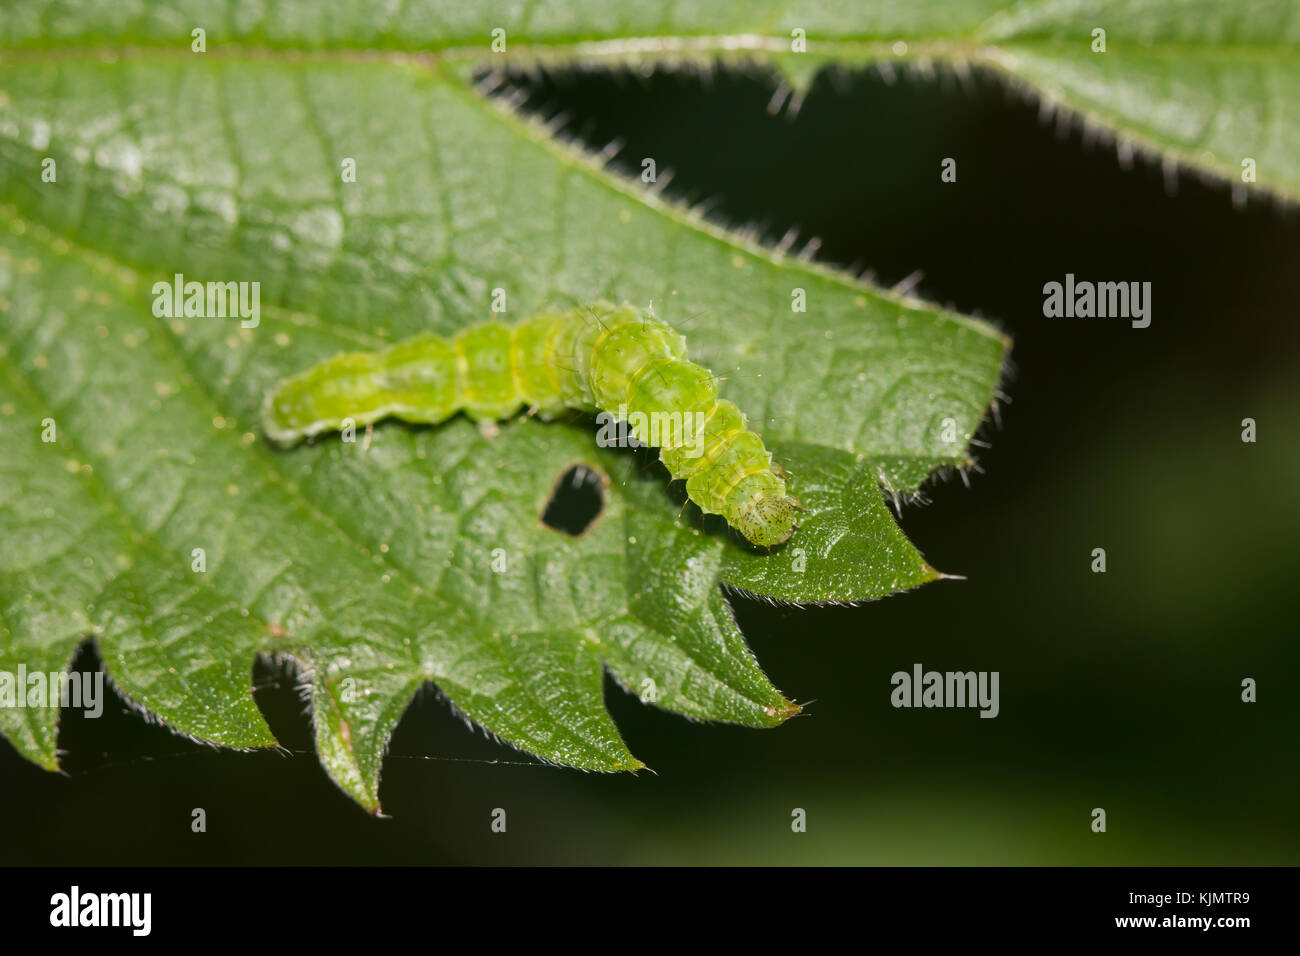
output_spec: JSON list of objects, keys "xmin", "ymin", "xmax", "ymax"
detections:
[{"xmin": 262, "ymin": 302, "xmax": 801, "ymax": 547}]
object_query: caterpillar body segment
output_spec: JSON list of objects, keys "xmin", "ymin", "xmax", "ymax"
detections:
[{"xmin": 263, "ymin": 303, "xmax": 800, "ymax": 547}]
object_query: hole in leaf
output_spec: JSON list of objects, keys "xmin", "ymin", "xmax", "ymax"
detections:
[{"xmin": 540, "ymin": 464, "xmax": 607, "ymax": 537}]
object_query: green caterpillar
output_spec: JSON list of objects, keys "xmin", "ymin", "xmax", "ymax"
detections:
[{"xmin": 262, "ymin": 302, "xmax": 800, "ymax": 547}]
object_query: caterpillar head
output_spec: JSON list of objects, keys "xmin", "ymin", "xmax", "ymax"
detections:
[{"xmin": 734, "ymin": 489, "xmax": 801, "ymax": 548}]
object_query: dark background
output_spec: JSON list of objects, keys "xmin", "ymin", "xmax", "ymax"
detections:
[{"xmin": 3, "ymin": 61, "xmax": 1297, "ymax": 865}]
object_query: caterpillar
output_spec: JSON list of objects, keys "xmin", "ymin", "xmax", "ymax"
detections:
[{"xmin": 262, "ymin": 302, "xmax": 800, "ymax": 547}]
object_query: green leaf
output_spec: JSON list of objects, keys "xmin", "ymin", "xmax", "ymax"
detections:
[
  {"xmin": 0, "ymin": 4, "xmax": 1014, "ymax": 806},
  {"xmin": 976, "ymin": 0, "xmax": 1300, "ymax": 200},
  {"xmin": 720, "ymin": 442, "xmax": 943, "ymax": 604},
  {"xmin": 3, "ymin": 0, "xmax": 1290, "ymax": 197}
]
